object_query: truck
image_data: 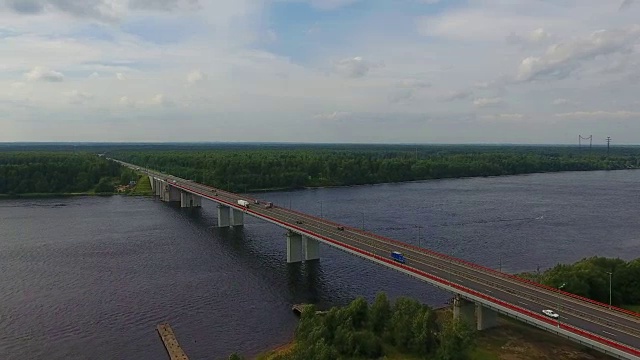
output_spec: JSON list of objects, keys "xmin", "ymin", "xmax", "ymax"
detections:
[
  {"xmin": 237, "ymin": 200, "xmax": 250, "ymax": 208},
  {"xmin": 264, "ymin": 202, "xmax": 273, "ymax": 209},
  {"xmin": 391, "ymin": 251, "xmax": 406, "ymax": 264}
]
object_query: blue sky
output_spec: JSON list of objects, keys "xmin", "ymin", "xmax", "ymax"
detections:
[{"xmin": 1, "ymin": 0, "xmax": 640, "ymax": 144}]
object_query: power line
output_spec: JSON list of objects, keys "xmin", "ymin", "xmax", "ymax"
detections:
[{"xmin": 606, "ymin": 136, "xmax": 612, "ymax": 155}]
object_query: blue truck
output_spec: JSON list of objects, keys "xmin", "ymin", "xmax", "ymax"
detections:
[{"xmin": 391, "ymin": 251, "xmax": 406, "ymax": 264}]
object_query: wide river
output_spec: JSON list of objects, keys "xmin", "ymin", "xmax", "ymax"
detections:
[{"xmin": 1, "ymin": 170, "xmax": 639, "ymax": 359}]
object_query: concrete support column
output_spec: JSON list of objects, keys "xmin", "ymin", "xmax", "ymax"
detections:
[
  {"xmin": 217, "ymin": 205, "xmax": 230, "ymax": 227},
  {"xmin": 452, "ymin": 295, "xmax": 475, "ymax": 326},
  {"xmin": 303, "ymin": 236, "xmax": 320, "ymax": 261},
  {"xmin": 287, "ymin": 231, "xmax": 303, "ymax": 263},
  {"xmin": 231, "ymin": 208, "xmax": 244, "ymax": 226},
  {"xmin": 169, "ymin": 186, "xmax": 181, "ymax": 202},
  {"xmin": 181, "ymin": 192, "xmax": 203, "ymax": 208},
  {"xmin": 476, "ymin": 303, "xmax": 498, "ymax": 330},
  {"xmin": 191, "ymin": 195, "xmax": 201, "ymax": 207},
  {"xmin": 154, "ymin": 179, "xmax": 160, "ymax": 196},
  {"xmin": 149, "ymin": 176, "xmax": 155, "ymax": 192}
]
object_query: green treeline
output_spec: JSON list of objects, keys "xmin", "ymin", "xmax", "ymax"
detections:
[
  {"xmin": 111, "ymin": 147, "xmax": 640, "ymax": 192},
  {"xmin": 519, "ymin": 257, "xmax": 640, "ymax": 307},
  {"xmin": 0, "ymin": 152, "xmax": 137, "ymax": 195},
  {"xmin": 232, "ymin": 293, "xmax": 475, "ymax": 360}
]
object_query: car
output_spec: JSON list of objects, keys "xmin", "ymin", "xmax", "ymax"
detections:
[
  {"xmin": 542, "ymin": 309, "xmax": 559, "ymax": 319},
  {"xmin": 296, "ymin": 220, "xmax": 304, "ymax": 224},
  {"xmin": 337, "ymin": 226, "xmax": 344, "ymax": 231}
]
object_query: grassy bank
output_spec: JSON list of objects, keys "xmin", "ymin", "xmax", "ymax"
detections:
[{"xmin": 128, "ymin": 175, "xmax": 154, "ymax": 196}]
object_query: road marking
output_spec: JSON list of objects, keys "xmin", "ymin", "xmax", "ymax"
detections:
[
  {"xmin": 519, "ymin": 301, "xmax": 528, "ymax": 306},
  {"xmin": 485, "ymin": 289, "xmax": 492, "ymax": 293},
  {"xmin": 603, "ymin": 330, "xmax": 616, "ymax": 337}
]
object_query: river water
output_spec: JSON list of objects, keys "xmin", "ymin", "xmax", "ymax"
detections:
[{"xmin": 1, "ymin": 170, "xmax": 639, "ymax": 359}]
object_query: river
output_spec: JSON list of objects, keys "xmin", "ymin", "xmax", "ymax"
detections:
[{"xmin": 1, "ymin": 170, "xmax": 639, "ymax": 359}]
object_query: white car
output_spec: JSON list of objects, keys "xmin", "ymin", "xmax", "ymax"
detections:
[{"xmin": 542, "ymin": 309, "xmax": 559, "ymax": 318}]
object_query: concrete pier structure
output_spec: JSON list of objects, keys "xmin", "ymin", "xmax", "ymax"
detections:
[
  {"xmin": 452, "ymin": 295, "xmax": 499, "ymax": 330},
  {"xmin": 287, "ymin": 231, "xmax": 303, "ymax": 263},
  {"xmin": 231, "ymin": 209, "xmax": 244, "ymax": 226},
  {"xmin": 168, "ymin": 186, "xmax": 181, "ymax": 202},
  {"xmin": 476, "ymin": 303, "xmax": 498, "ymax": 330},
  {"xmin": 149, "ymin": 176, "xmax": 155, "ymax": 192},
  {"xmin": 217, "ymin": 205, "xmax": 230, "ymax": 227},
  {"xmin": 180, "ymin": 192, "xmax": 202, "ymax": 208},
  {"xmin": 303, "ymin": 237, "xmax": 320, "ymax": 261},
  {"xmin": 453, "ymin": 295, "xmax": 475, "ymax": 325}
]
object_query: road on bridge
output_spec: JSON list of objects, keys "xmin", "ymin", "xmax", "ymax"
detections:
[{"xmin": 114, "ymin": 159, "xmax": 640, "ymax": 359}]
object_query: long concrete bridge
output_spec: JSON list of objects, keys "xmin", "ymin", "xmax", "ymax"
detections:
[{"xmin": 111, "ymin": 158, "xmax": 640, "ymax": 360}]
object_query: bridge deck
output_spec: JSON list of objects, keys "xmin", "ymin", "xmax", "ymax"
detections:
[{"xmin": 156, "ymin": 323, "xmax": 189, "ymax": 360}]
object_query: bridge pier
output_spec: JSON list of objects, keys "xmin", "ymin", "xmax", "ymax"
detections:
[
  {"xmin": 168, "ymin": 186, "xmax": 181, "ymax": 202},
  {"xmin": 149, "ymin": 176, "xmax": 155, "ymax": 192},
  {"xmin": 154, "ymin": 179, "xmax": 161, "ymax": 196},
  {"xmin": 231, "ymin": 209, "xmax": 244, "ymax": 226},
  {"xmin": 452, "ymin": 295, "xmax": 475, "ymax": 326},
  {"xmin": 452, "ymin": 295, "xmax": 499, "ymax": 331},
  {"xmin": 287, "ymin": 231, "xmax": 303, "ymax": 263},
  {"xmin": 180, "ymin": 192, "xmax": 202, "ymax": 208},
  {"xmin": 217, "ymin": 205, "xmax": 230, "ymax": 227},
  {"xmin": 161, "ymin": 183, "xmax": 170, "ymax": 202},
  {"xmin": 303, "ymin": 237, "xmax": 320, "ymax": 261},
  {"xmin": 476, "ymin": 303, "xmax": 498, "ymax": 330}
]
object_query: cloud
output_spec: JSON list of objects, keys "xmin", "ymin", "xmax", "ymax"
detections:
[
  {"xmin": 397, "ymin": 79, "xmax": 431, "ymax": 88},
  {"xmin": 314, "ymin": 111, "xmax": 351, "ymax": 120},
  {"xmin": 552, "ymin": 98, "xmax": 570, "ymax": 106},
  {"xmin": 150, "ymin": 94, "xmax": 173, "ymax": 106},
  {"xmin": 333, "ymin": 56, "xmax": 371, "ymax": 78},
  {"xmin": 388, "ymin": 89, "xmax": 414, "ymax": 104},
  {"xmin": 186, "ymin": 69, "xmax": 206, "ymax": 85},
  {"xmin": 2, "ymin": 0, "xmax": 199, "ymax": 21},
  {"xmin": 119, "ymin": 96, "xmax": 135, "ymax": 107},
  {"xmin": 440, "ymin": 90, "xmax": 472, "ymax": 102},
  {"xmin": 88, "ymin": 72, "xmax": 100, "ymax": 79},
  {"xmin": 308, "ymin": 0, "xmax": 361, "ymax": 10},
  {"xmin": 554, "ymin": 110, "xmax": 640, "ymax": 119},
  {"xmin": 516, "ymin": 25, "xmax": 640, "ymax": 82},
  {"xmin": 65, "ymin": 90, "xmax": 93, "ymax": 104},
  {"xmin": 479, "ymin": 113, "xmax": 524, "ymax": 121},
  {"xmin": 116, "ymin": 72, "xmax": 126, "ymax": 80},
  {"xmin": 506, "ymin": 28, "xmax": 552, "ymax": 46},
  {"xmin": 24, "ymin": 66, "xmax": 64, "ymax": 82},
  {"xmin": 619, "ymin": 0, "xmax": 634, "ymax": 11},
  {"xmin": 473, "ymin": 97, "xmax": 504, "ymax": 108}
]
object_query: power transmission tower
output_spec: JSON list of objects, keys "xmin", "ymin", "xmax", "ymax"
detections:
[
  {"xmin": 578, "ymin": 135, "xmax": 592, "ymax": 150},
  {"xmin": 606, "ymin": 136, "xmax": 611, "ymax": 155}
]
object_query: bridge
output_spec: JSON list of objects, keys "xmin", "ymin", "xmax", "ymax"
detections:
[{"xmin": 111, "ymin": 158, "xmax": 640, "ymax": 360}]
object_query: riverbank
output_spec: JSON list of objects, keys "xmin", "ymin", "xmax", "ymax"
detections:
[{"xmin": 256, "ymin": 308, "xmax": 621, "ymax": 360}]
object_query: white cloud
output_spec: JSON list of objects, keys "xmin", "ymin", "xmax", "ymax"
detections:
[
  {"xmin": 65, "ymin": 90, "xmax": 93, "ymax": 104},
  {"xmin": 552, "ymin": 98, "xmax": 571, "ymax": 106},
  {"xmin": 308, "ymin": 0, "xmax": 360, "ymax": 10},
  {"xmin": 441, "ymin": 90, "xmax": 472, "ymax": 102},
  {"xmin": 554, "ymin": 110, "xmax": 640, "ymax": 119},
  {"xmin": 314, "ymin": 111, "xmax": 351, "ymax": 120},
  {"xmin": 479, "ymin": 113, "xmax": 524, "ymax": 121},
  {"xmin": 473, "ymin": 97, "xmax": 503, "ymax": 108},
  {"xmin": 116, "ymin": 72, "xmax": 126, "ymax": 80},
  {"xmin": 24, "ymin": 66, "xmax": 64, "ymax": 82},
  {"xmin": 186, "ymin": 70, "xmax": 206, "ymax": 85},
  {"xmin": 89, "ymin": 72, "xmax": 100, "ymax": 79},
  {"xmin": 516, "ymin": 25, "xmax": 640, "ymax": 82},
  {"xmin": 334, "ymin": 56, "xmax": 371, "ymax": 78},
  {"xmin": 507, "ymin": 28, "xmax": 553, "ymax": 46},
  {"xmin": 150, "ymin": 94, "xmax": 173, "ymax": 107}
]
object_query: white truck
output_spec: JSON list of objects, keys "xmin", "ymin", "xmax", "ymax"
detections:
[{"xmin": 237, "ymin": 200, "xmax": 250, "ymax": 208}]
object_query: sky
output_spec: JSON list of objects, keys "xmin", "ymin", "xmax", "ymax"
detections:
[{"xmin": 1, "ymin": 0, "xmax": 639, "ymax": 144}]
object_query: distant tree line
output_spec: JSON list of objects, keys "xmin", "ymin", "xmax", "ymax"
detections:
[
  {"xmin": 110, "ymin": 147, "xmax": 640, "ymax": 192},
  {"xmin": 0, "ymin": 152, "xmax": 136, "ymax": 194},
  {"xmin": 519, "ymin": 257, "xmax": 640, "ymax": 306},
  {"xmin": 230, "ymin": 293, "xmax": 475, "ymax": 360}
]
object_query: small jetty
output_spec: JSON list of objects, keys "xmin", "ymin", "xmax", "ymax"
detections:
[{"xmin": 156, "ymin": 323, "xmax": 189, "ymax": 360}]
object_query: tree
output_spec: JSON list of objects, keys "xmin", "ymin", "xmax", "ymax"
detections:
[
  {"xmin": 435, "ymin": 318, "xmax": 475, "ymax": 360},
  {"xmin": 370, "ymin": 292, "xmax": 391, "ymax": 335}
]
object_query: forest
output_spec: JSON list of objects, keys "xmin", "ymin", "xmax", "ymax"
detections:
[
  {"xmin": 518, "ymin": 256, "xmax": 640, "ymax": 307},
  {"xmin": 109, "ymin": 145, "xmax": 640, "ymax": 192},
  {"xmin": 230, "ymin": 293, "xmax": 475, "ymax": 360},
  {"xmin": 0, "ymin": 152, "xmax": 136, "ymax": 195},
  {"xmin": 2, "ymin": 144, "xmax": 640, "ymax": 194}
]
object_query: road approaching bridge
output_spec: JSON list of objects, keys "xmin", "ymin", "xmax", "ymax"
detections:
[{"xmin": 112, "ymin": 158, "xmax": 640, "ymax": 360}]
